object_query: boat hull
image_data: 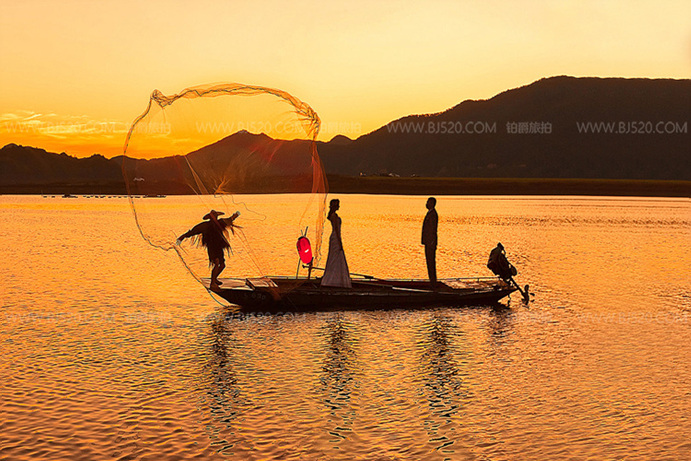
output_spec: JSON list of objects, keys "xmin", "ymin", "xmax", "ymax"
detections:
[{"xmin": 207, "ymin": 277, "xmax": 517, "ymax": 313}]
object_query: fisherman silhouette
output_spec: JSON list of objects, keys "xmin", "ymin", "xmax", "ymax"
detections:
[
  {"xmin": 422, "ymin": 197, "xmax": 438, "ymax": 288},
  {"xmin": 177, "ymin": 210, "xmax": 240, "ymax": 289}
]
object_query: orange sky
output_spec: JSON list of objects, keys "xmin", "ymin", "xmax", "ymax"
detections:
[{"xmin": 1, "ymin": 0, "xmax": 689, "ymax": 157}]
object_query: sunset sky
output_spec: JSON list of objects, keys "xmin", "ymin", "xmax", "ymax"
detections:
[{"xmin": 1, "ymin": 0, "xmax": 689, "ymax": 157}]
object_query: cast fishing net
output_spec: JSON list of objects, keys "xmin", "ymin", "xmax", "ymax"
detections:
[{"xmin": 122, "ymin": 83, "xmax": 327, "ymax": 289}]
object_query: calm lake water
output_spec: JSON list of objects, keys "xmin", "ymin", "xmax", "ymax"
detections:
[{"xmin": 1, "ymin": 194, "xmax": 689, "ymax": 460}]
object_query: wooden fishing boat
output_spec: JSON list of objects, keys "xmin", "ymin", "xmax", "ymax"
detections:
[{"xmin": 205, "ymin": 276, "xmax": 517, "ymax": 312}]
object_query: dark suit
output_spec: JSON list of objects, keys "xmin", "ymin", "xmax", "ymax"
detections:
[{"xmin": 422, "ymin": 208, "xmax": 438, "ymax": 283}]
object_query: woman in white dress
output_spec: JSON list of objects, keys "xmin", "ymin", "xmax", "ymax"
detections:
[{"xmin": 321, "ymin": 199, "xmax": 352, "ymax": 288}]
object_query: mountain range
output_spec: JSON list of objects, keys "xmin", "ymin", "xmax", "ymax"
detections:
[
  {"xmin": 1, "ymin": 76, "xmax": 689, "ymax": 194},
  {"xmin": 318, "ymin": 76, "xmax": 690, "ymax": 179}
]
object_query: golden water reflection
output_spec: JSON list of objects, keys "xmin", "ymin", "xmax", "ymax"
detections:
[{"xmin": 0, "ymin": 195, "xmax": 688, "ymax": 460}]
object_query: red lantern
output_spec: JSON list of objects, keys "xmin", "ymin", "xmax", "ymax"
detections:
[{"xmin": 296, "ymin": 236, "xmax": 313, "ymax": 264}]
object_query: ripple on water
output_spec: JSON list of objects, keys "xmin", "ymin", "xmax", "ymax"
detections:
[{"xmin": 1, "ymin": 195, "xmax": 689, "ymax": 460}]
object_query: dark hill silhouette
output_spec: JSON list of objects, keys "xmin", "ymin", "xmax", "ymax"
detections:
[
  {"xmin": 2, "ymin": 131, "xmax": 316, "ymax": 194},
  {"xmin": 318, "ymin": 76, "xmax": 690, "ymax": 179},
  {"xmin": 0, "ymin": 144, "xmax": 121, "ymax": 185},
  {"xmin": 327, "ymin": 134, "xmax": 354, "ymax": 145},
  {"xmin": 120, "ymin": 130, "xmax": 315, "ymax": 194},
  {"xmin": 1, "ymin": 76, "xmax": 689, "ymax": 195}
]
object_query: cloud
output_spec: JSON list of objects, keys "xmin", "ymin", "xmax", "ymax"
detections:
[
  {"xmin": 0, "ymin": 110, "xmax": 130, "ymax": 157},
  {"xmin": 0, "ymin": 111, "xmax": 129, "ymax": 138}
]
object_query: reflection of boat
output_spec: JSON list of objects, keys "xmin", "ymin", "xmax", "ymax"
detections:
[{"xmin": 206, "ymin": 277, "xmax": 516, "ymax": 312}]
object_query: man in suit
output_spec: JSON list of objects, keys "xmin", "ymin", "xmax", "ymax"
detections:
[{"xmin": 421, "ymin": 197, "xmax": 438, "ymax": 288}]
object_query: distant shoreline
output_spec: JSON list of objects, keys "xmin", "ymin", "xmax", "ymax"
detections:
[
  {"xmin": 0, "ymin": 177, "xmax": 688, "ymax": 198},
  {"xmin": 327, "ymin": 176, "xmax": 691, "ymax": 198}
]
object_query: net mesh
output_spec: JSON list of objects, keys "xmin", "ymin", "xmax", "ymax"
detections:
[{"xmin": 122, "ymin": 83, "xmax": 327, "ymax": 288}]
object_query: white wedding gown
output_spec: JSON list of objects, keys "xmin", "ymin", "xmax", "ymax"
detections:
[{"xmin": 320, "ymin": 214, "xmax": 352, "ymax": 288}]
